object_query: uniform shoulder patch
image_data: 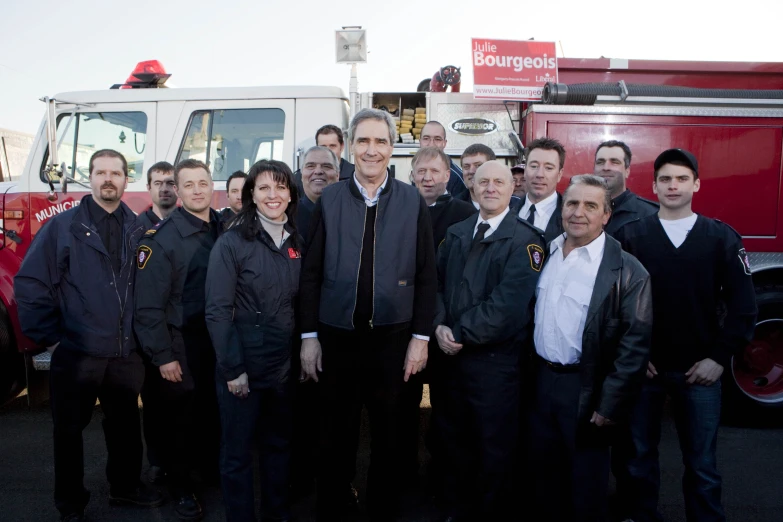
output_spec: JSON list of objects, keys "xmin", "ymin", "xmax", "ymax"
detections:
[
  {"xmin": 738, "ymin": 247, "xmax": 752, "ymax": 276},
  {"xmin": 137, "ymin": 245, "xmax": 152, "ymax": 269},
  {"xmin": 144, "ymin": 228, "xmax": 157, "ymax": 236},
  {"xmin": 527, "ymin": 244, "xmax": 545, "ymax": 272}
]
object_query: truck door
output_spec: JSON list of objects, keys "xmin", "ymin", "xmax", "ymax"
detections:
[
  {"xmin": 167, "ymin": 100, "xmax": 294, "ymax": 209},
  {"xmin": 30, "ymin": 102, "xmax": 157, "ymax": 236}
]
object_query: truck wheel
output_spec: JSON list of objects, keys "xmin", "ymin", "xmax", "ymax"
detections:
[
  {"xmin": 0, "ymin": 310, "xmax": 24, "ymax": 406},
  {"xmin": 722, "ymin": 284, "xmax": 783, "ymax": 427}
]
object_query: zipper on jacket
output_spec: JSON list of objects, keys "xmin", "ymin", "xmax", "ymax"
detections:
[
  {"xmin": 351, "ymin": 205, "xmax": 368, "ymax": 330},
  {"xmin": 369, "ymin": 199, "xmax": 379, "ymax": 330}
]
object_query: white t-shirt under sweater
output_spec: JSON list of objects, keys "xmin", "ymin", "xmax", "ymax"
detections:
[{"xmin": 659, "ymin": 214, "xmax": 698, "ymax": 248}]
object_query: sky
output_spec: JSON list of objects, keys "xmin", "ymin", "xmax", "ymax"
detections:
[{"xmin": 1, "ymin": 0, "xmax": 782, "ymax": 134}]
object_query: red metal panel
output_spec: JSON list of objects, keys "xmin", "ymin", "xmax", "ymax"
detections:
[
  {"xmin": 525, "ymin": 110, "xmax": 783, "ymax": 252},
  {"xmin": 557, "ymin": 58, "xmax": 783, "ymax": 90}
]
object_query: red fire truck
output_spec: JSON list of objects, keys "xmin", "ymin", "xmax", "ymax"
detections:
[{"xmin": 1, "ymin": 58, "xmax": 781, "ymax": 426}]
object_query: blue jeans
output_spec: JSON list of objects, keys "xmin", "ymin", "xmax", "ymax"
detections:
[
  {"xmin": 624, "ymin": 372, "xmax": 724, "ymax": 522},
  {"xmin": 216, "ymin": 378, "xmax": 293, "ymax": 522}
]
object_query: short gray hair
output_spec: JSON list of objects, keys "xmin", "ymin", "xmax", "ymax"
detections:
[
  {"xmin": 303, "ymin": 146, "xmax": 339, "ymax": 170},
  {"xmin": 349, "ymin": 108, "xmax": 397, "ymax": 145},
  {"xmin": 566, "ymin": 174, "xmax": 612, "ymax": 211}
]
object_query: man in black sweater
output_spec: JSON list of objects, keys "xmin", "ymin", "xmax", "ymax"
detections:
[
  {"xmin": 299, "ymin": 109, "xmax": 437, "ymax": 522},
  {"xmin": 614, "ymin": 149, "xmax": 757, "ymax": 522},
  {"xmin": 297, "ymin": 146, "xmax": 340, "ymax": 243}
]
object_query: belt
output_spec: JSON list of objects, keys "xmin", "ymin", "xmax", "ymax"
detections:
[{"xmin": 537, "ymin": 354, "xmax": 581, "ymax": 374}]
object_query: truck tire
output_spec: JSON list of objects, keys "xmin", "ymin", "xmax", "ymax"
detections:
[
  {"xmin": 722, "ymin": 284, "xmax": 783, "ymax": 427},
  {"xmin": 0, "ymin": 308, "xmax": 24, "ymax": 406}
]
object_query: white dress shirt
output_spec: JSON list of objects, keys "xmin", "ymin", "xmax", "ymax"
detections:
[
  {"xmin": 473, "ymin": 207, "xmax": 510, "ymax": 240},
  {"xmin": 518, "ymin": 191, "xmax": 558, "ymax": 231},
  {"xmin": 471, "ymin": 199, "xmax": 480, "ymax": 210},
  {"xmin": 534, "ymin": 232, "xmax": 606, "ymax": 365},
  {"xmin": 304, "ymin": 173, "xmax": 428, "ymax": 341},
  {"xmin": 354, "ymin": 174, "xmax": 388, "ymax": 207}
]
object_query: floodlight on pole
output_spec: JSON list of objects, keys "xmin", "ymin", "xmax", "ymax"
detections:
[{"xmin": 335, "ymin": 26, "xmax": 367, "ymax": 121}]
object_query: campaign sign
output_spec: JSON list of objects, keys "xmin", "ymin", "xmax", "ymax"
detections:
[{"xmin": 472, "ymin": 38, "xmax": 558, "ymax": 100}]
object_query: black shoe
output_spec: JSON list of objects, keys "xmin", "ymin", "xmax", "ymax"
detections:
[
  {"xmin": 109, "ymin": 483, "xmax": 165, "ymax": 507},
  {"xmin": 60, "ymin": 514, "xmax": 85, "ymax": 522},
  {"xmin": 174, "ymin": 493, "xmax": 203, "ymax": 521},
  {"xmin": 148, "ymin": 465, "xmax": 166, "ymax": 484}
]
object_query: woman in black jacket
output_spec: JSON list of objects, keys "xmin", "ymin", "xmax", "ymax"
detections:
[{"xmin": 205, "ymin": 159, "xmax": 301, "ymax": 522}]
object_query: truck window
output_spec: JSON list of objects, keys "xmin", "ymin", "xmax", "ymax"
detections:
[
  {"xmin": 178, "ymin": 109, "xmax": 285, "ymax": 181},
  {"xmin": 41, "ymin": 112, "xmax": 148, "ymax": 184}
]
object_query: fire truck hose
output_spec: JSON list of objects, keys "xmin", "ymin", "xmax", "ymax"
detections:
[{"xmin": 542, "ymin": 82, "xmax": 783, "ymax": 105}]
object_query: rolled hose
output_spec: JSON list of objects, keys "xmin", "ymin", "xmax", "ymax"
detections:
[{"xmin": 542, "ymin": 82, "xmax": 783, "ymax": 105}]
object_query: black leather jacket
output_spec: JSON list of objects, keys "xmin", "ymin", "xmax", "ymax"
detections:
[{"xmin": 574, "ymin": 235, "xmax": 652, "ymax": 426}]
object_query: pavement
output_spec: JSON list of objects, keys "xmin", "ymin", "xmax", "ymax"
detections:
[{"xmin": 1, "ymin": 390, "xmax": 782, "ymax": 522}]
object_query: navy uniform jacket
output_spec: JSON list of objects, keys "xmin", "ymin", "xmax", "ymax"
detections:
[
  {"xmin": 138, "ymin": 207, "xmax": 162, "ymax": 230},
  {"xmin": 435, "ymin": 209, "xmax": 545, "ymax": 359},
  {"xmin": 134, "ymin": 207, "xmax": 221, "ymax": 367},
  {"xmin": 14, "ymin": 195, "xmax": 144, "ymax": 357},
  {"xmin": 604, "ymin": 190, "xmax": 658, "ymax": 238}
]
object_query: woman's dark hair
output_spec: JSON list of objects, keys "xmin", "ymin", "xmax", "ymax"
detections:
[{"xmin": 227, "ymin": 160, "xmax": 299, "ymax": 246}]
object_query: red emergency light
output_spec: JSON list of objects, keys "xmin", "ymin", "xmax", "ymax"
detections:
[{"xmin": 110, "ymin": 60, "xmax": 171, "ymax": 89}]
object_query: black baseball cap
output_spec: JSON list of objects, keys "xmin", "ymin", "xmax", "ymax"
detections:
[{"xmin": 654, "ymin": 149, "xmax": 698, "ymax": 175}]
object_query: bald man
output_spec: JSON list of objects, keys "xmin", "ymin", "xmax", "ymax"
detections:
[{"xmin": 433, "ymin": 161, "xmax": 545, "ymax": 520}]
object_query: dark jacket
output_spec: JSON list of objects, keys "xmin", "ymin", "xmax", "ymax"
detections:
[
  {"xmin": 300, "ymin": 178, "xmax": 437, "ymax": 336},
  {"xmin": 604, "ymin": 190, "xmax": 658, "ymax": 237},
  {"xmin": 435, "ymin": 210, "xmax": 545, "ymax": 360},
  {"xmin": 447, "ymin": 160, "xmax": 471, "ymax": 203},
  {"xmin": 218, "ymin": 207, "xmax": 237, "ymax": 228},
  {"xmin": 205, "ymin": 225, "xmax": 302, "ymax": 387},
  {"xmin": 339, "ymin": 158, "xmax": 355, "ymax": 180},
  {"xmin": 568, "ymin": 235, "xmax": 652, "ymax": 425},
  {"xmin": 138, "ymin": 207, "xmax": 162, "ymax": 230},
  {"xmin": 429, "ymin": 193, "xmax": 478, "ymax": 249},
  {"xmin": 297, "ymin": 195, "xmax": 316, "ymax": 245},
  {"xmin": 14, "ymin": 195, "xmax": 144, "ymax": 357},
  {"xmin": 134, "ymin": 207, "xmax": 221, "ymax": 367}
]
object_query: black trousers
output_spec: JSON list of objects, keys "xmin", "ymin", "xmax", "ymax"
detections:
[
  {"xmin": 528, "ymin": 359, "xmax": 611, "ymax": 522},
  {"xmin": 217, "ymin": 377, "xmax": 293, "ymax": 522},
  {"xmin": 140, "ymin": 359, "xmax": 165, "ymax": 468},
  {"xmin": 316, "ymin": 324, "xmax": 411, "ymax": 520},
  {"xmin": 49, "ymin": 348, "xmax": 145, "ymax": 517},
  {"xmin": 149, "ymin": 337, "xmax": 219, "ymax": 494},
  {"xmin": 437, "ymin": 351, "xmax": 520, "ymax": 520}
]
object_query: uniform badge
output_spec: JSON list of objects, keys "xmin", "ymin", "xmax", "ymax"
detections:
[
  {"xmin": 738, "ymin": 248, "xmax": 751, "ymax": 276},
  {"xmin": 527, "ymin": 244, "xmax": 544, "ymax": 272},
  {"xmin": 145, "ymin": 229, "xmax": 157, "ymax": 236},
  {"xmin": 137, "ymin": 245, "xmax": 152, "ymax": 269},
  {"xmin": 288, "ymin": 248, "xmax": 301, "ymax": 259}
]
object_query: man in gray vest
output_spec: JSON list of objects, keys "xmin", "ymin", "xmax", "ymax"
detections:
[{"xmin": 299, "ymin": 108, "xmax": 437, "ymax": 522}]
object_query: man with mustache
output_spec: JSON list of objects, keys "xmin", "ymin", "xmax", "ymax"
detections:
[
  {"xmin": 135, "ymin": 159, "xmax": 222, "ymax": 520},
  {"xmin": 15, "ymin": 149, "xmax": 163, "ymax": 521},
  {"xmin": 529, "ymin": 174, "xmax": 652, "ymax": 522},
  {"xmin": 593, "ymin": 140, "xmax": 657, "ymax": 237}
]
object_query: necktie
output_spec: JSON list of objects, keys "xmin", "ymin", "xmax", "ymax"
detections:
[
  {"xmin": 526, "ymin": 204, "xmax": 536, "ymax": 225},
  {"xmin": 473, "ymin": 222, "xmax": 490, "ymax": 249}
]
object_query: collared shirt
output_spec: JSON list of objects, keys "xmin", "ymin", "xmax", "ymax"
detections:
[
  {"xmin": 181, "ymin": 207, "xmax": 220, "ymax": 241},
  {"xmin": 473, "ymin": 206, "xmax": 510, "ymax": 240},
  {"xmin": 518, "ymin": 191, "xmax": 558, "ymax": 231},
  {"xmin": 534, "ymin": 232, "xmax": 606, "ymax": 365},
  {"xmin": 86, "ymin": 196, "xmax": 124, "ymax": 273},
  {"xmin": 471, "ymin": 199, "xmax": 480, "ymax": 210},
  {"xmin": 354, "ymin": 174, "xmax": 389, "ymax": 207}
]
